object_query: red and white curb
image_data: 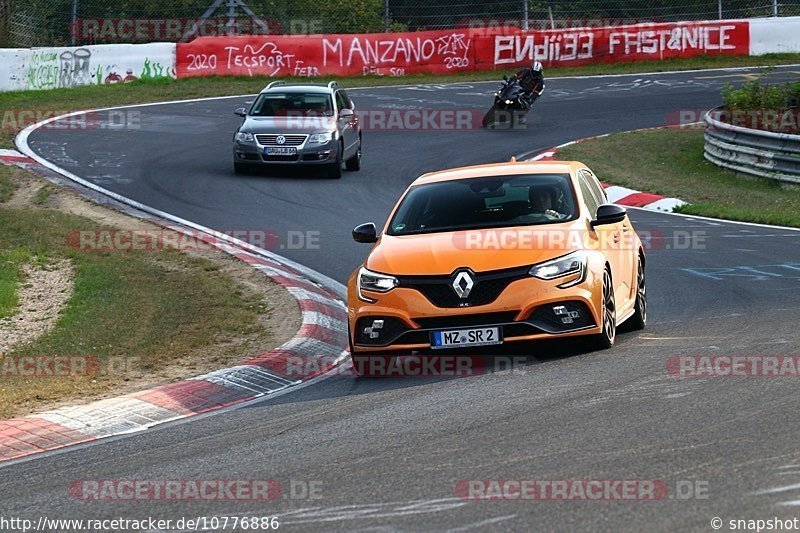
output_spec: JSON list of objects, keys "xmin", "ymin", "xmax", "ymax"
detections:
[
  {"xmin": 528, "ymin": 139, "xmax": 687, "ymax": 213},
  {"xmin": 0, "ymin": 145, "xmax": 349, "ymax": 463},
  {"xmin": 0, "ymin": 148, "xmax": 35, "ymax": 166}
]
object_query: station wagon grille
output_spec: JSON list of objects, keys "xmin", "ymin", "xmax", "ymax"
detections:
[{"xmin": 255, "ymin": 134, "xmax": 308, "ymax": 146}]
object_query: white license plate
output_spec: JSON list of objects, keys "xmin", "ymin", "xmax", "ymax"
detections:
[
  {"xmin": 430, "ymin": 327, "xmax": 503, "ymax": 349},
  {"xmin": 264, "ymin": 147, "xmax": 297, "ymax": 155}
]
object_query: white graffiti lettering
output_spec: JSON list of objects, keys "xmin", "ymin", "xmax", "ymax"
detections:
[
  {"xmin": 608, "ymin": 25, "xmax": 737, "ymax": 55},
  {"xmin": 494, "ymin": 33, "xmax": 593, "ymax": 65},
  {"xmin": 323, "ymin": 34, "xmax": 469, "ymax": 68},
  {"xmin": 225, "ymin": 43, "xmax": 295, "ymax": 76}
]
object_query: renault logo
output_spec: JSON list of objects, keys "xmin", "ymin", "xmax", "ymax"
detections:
[
  {"xmin": 452, "ymin": 271, "xmax": 474, "ymax": 299},
  {"xmin": 275, "ymin": 135, "xmax": 286, "ymax": 145}
]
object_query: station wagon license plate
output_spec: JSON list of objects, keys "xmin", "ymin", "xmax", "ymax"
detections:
[
  {"xmin": 264, "ymin": 147, "xmax": 297, "ymax": 156},
  {"xmin": 430, "ymin": 327, "xmax": 503, "ymax": 349}
]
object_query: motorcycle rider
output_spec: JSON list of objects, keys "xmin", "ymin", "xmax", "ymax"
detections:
[{"xmin": 514, "ymin": 60, "xmax": 545, "ymax": 109}]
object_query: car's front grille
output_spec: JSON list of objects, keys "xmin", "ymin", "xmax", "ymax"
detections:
[
  {"xmin": 262, "ymin": 154, "xmax": 300, "ymax": 162},
  {"xmin": 352, "ymin": 303, "xmax": 593, "ymax": 349},
  {"xmin": 255, "ymin": 134, "xmax": 307, "ymax": 146},
  {"xmin": 397, "ymin": 266, "xmax": 530, "ymax": 308},
  {"xmin": 413, "ymin": 312, "xmax": 519, "ymax": 330}
]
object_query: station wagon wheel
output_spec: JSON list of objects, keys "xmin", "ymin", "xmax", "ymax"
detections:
[
  {"xmin": 327, "ymin": 140, "xmax": 344, "ymax": 179},
  {"xmin": 345, "ymin": 135, "xmax": 362, "ymax": 171}
]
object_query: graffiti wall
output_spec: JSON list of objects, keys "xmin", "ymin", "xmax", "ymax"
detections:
[
  {"xmin": 176, "ymin": 21, "xmax": 751, "ymax": 79},
  {"xmin": 473, "ymin": 21, "xmax": 750, "ymax": 69},
  {"xmin": 2, "ymin": 17, "xmax": 800, "ymax": 93},
  {"xmin": 0, "ymin": 43, "xmax": 176, "ymax": 92},
  {"xmin": 176, "ymin": 29, "xmax": 491, "ymax": 78}
]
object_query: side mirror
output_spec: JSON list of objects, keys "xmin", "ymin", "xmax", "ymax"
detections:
[
  {"xmin": 591, "ymin": 204, "xmax": 627, "ymax": 228},
  {"xmin": 339, "ymin": 108, "xmax": 354, "ymax": 119},
  {"xmin": 234, "ymin": 107, "xmax": 247, "ymax": 117},
  {"xmin": 352, "ymin": 222, "xmax": 378, "ymax": 244}
]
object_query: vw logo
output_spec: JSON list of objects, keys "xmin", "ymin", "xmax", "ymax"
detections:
[
  {"xmin": 452, "ymin": 271, "xmax": 474, "ymax": 299},
  {"xmin": 275, "ymin": 135, "xmax": 286, "ymax": 145}
]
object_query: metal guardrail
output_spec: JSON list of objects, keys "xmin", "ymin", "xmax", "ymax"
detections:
[{"xmin": 704, "ymin": 108, "xmax": 800, "ymax": 184}]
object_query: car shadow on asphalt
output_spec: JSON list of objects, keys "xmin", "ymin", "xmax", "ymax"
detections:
[
  {"xmin": 247, "ymin": 338, "xmax": 603, "ymax": 409},
  {"xmin": 234, "ymin": 165, "xmax": 336, "ymax": 180}
]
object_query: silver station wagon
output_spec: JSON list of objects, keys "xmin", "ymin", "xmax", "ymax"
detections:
[{"xmin": 232, "ymin": 81, "xmax": 362, "ymax": 179}]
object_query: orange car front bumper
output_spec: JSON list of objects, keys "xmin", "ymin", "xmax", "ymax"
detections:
[{"xmin": 348, "ymin": 273, "xmax": 604, "ymax": 354}]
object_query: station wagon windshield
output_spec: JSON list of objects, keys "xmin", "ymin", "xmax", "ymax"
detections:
[{"xmin": 249, "ymin": 92, "xmax": 334, "ymax": 117}]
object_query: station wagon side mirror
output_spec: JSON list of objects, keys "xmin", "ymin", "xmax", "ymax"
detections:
[
  {"xmin": 339, "ymin": 108, "xmax": 355, "ymax": 119},
  {"xmin": 591, "ymin": 204, "xmax": 627, "ymax": 228},
  {"xmin": 352, "ymin": 222, "xmax": 378, "ymax": 244},
  {"xmin": 234, "ymin": 107, "xmax": 247, "ymax": 117}
]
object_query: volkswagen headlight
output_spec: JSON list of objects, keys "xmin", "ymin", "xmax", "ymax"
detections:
[
  {"xmin": 358, "ymin": 267, "xmax": 398, "ymax": 302},
  {"xmin": 309, "ymin": 132, "xmax": 334, "ymax": 144},
  {"xmin": 529, "ymin": 252, "xmax": 587, "ymax": 288},
  {"xmin": 235, "ymin": 131, "xmax": 254, "ymax": 143}
]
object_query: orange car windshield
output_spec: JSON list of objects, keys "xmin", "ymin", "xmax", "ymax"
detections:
[{"xmin": 388, "ymin": 174, "xmax": 578, "ymax": 236}]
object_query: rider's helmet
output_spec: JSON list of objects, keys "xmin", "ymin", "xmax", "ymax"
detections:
[{"xmin": 531, "ymin": 61, "xmax": 543, "ymax": 73}]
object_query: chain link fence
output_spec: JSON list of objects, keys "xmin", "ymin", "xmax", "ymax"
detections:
[{"xmin": 4, "ymin": 0, "xmax": 800, "ymax": 48}]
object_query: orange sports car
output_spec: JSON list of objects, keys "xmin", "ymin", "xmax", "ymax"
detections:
[{"xmin": 347, "ymin": 161, "xmax": 646, "ymax": 374}]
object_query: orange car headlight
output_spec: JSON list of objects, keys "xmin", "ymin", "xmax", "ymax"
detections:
[
  {"xmin": 529, "ymin": 251, "xmax": 587, "ymax": 288},
  {"xmin": 357, "ymin": 267, "xmax": 399, "ymax": 303}
]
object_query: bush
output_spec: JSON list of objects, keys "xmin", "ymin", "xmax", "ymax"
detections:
[
  {"xmin": 721, "ymin": 78, "xmax": 799, "ymax": 110},
  {"xmin": 788, "ymin": 81, "xmax": 800, "ymax": 108},
  {"xmin": 719, "ymin": 78, "xmax": 800, "ymax": 132}
]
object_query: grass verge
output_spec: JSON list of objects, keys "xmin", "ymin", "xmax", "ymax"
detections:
[
  {"xmin": 0, "ymin": 164, "xmax": 292, "ymax": 419},
  {"xmin": 2, "ymin": 53, "xmax": 800, "ymax": 148},
  {"xmin": 558, "ymin": 127, "xmax": 800, "ymax": 227},
  {"xmin": 0, "ymin": 249, "xmax": 29, "ymax": 319}
]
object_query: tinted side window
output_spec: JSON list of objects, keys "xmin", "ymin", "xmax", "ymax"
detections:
[
  {"xmin": 578, "ymin": 175, "xmax": 599, "ymax": 217},
  {"xmin": 340, "ymin": 89, "xmax": 354, "ymax": 109},
  {"xmin": 335, "ymin": 91, "xmax": 349, "ymax": 110},
  {"xmin": 581, "ymin": 169, "xmax": 607, "ymax": 203}
]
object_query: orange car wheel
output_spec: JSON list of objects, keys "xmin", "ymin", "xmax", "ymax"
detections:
[{"xmin": 589, "ymin": 267, "xmax": 616, "ymax": 350}]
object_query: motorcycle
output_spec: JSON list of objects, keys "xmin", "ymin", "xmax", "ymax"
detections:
[{"xmin": 482, "ymin": 75, "xmax": 537, "ymax": 128}]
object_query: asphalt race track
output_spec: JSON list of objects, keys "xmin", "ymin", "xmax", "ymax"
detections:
[{"xmin": 5, "ymin": 66, "xmax": 800, "ymax": 531}]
